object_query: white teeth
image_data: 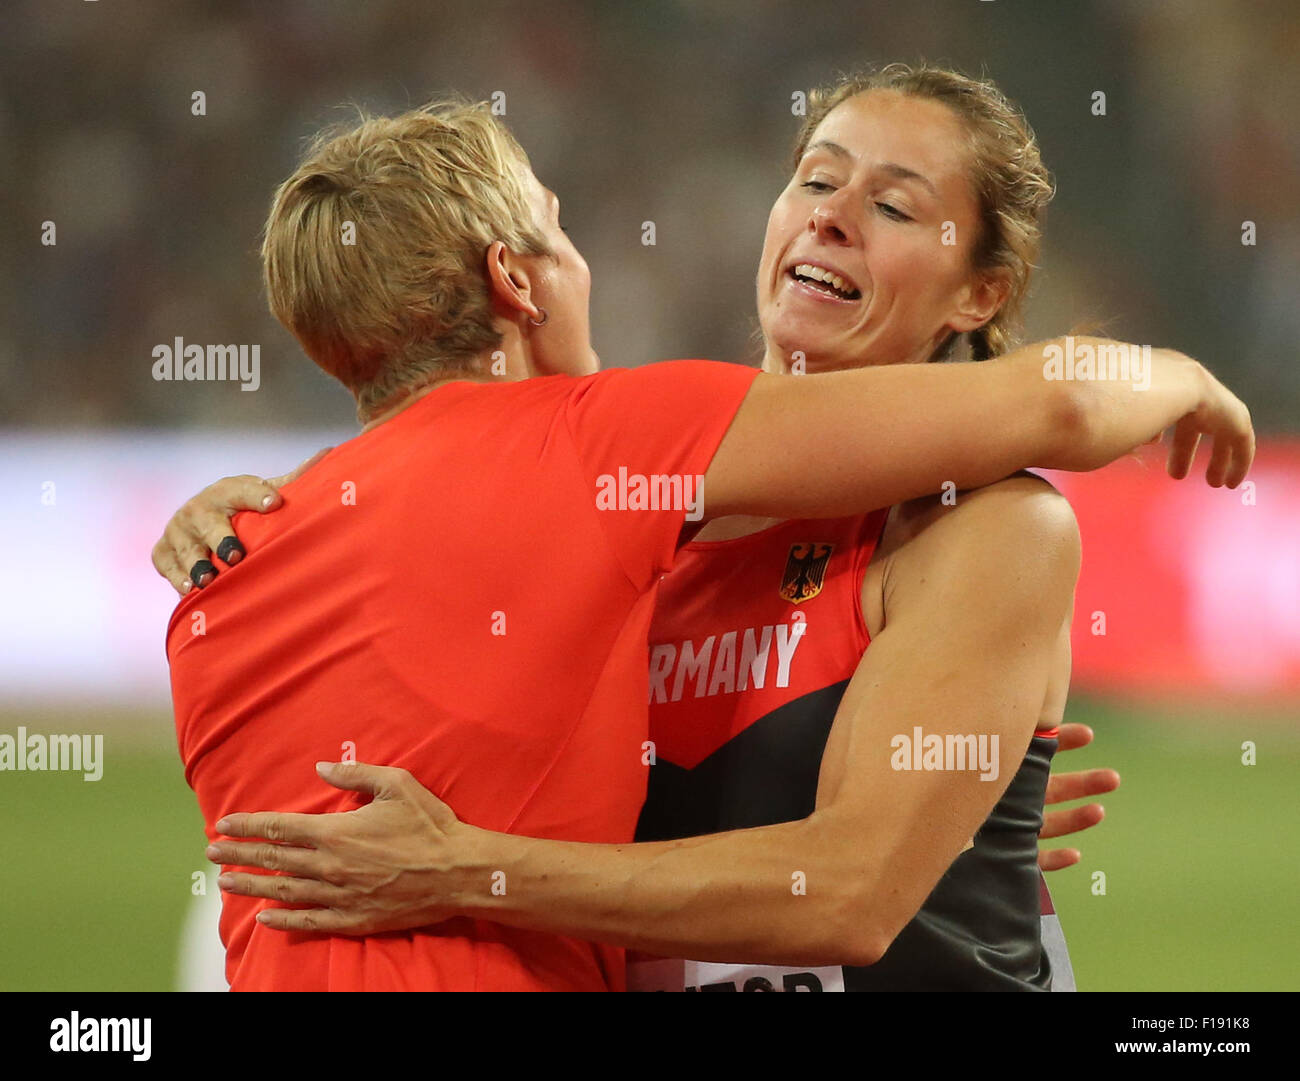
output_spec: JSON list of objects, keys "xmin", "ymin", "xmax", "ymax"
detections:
[{"xmin": 793, "ymin": 263, "xmax": 857, "ymax": 298}]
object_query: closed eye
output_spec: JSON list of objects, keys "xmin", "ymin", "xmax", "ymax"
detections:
[{"xmin": 803, "ymin": 180, "xmax": 912, "ymax": 223}]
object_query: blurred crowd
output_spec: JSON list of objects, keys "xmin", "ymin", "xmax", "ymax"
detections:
[{"xmin": 3, "ymin": 0, "xmax": 1296, "ymax": 430}]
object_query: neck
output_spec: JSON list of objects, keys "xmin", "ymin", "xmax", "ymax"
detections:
[
  {"xmin": 358, "ymin": 372, "xmax": 489, "ymax": 433},
  {"xmin": 759, "ymin": 334, "xmax": 953, "ymax": 376},
  {"xmin": 356, "ymin": 337, "xmax": 534, "ymax": 433},
  {"xmin": 760, "ymin": 347, "xmax": 788, "ymax": 375}
]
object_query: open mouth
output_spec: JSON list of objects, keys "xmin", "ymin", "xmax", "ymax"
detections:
[{"xmin": 788, "ymin": 262, "xmax": 862, "ymax": 301}]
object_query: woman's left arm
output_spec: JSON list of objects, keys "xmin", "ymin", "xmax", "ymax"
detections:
[{"xmin": 214, "ymin": 476, "xmax": 1080, "ymax": 966}]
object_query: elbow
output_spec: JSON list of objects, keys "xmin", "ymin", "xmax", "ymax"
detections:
[
  {"xmin": 838, "ymin": 933, "xmax": 891, "ymax": 969},
  {"xmin": 846, "ymin": 902, "xmax": 916, "ymax": 968},
  {"xmin": 1045, "ymin": 335, "xmax": 1132, "ymax": 458},
  {"xmin": 830, "ymin": 915, "xmax": 896, "ymax": 969},
  {"xmin": 797, "ymin": 816, "xmax": 902, "ymax": 967},
  {"xmin": 1049, "ymin": 373, "xmax": 1093, "ymax": 462},
  {"xmin": 823, "ymin": 890, "xmax": 904, "ymax": 969}
]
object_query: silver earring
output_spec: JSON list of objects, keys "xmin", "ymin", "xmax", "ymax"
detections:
[{"xmin": 529, "ymin": 307, "xmax": 548, "ymax": 326}]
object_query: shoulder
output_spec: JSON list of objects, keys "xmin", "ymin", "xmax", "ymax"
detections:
[
  {"xmin": 571, "ymin": 360, "xmax": 758, "ymax": 397},
  {"xmin": 884, "ymin": 471, "xmax": 1077, "ymax": 561},
  {"xmin": 563, "ymin": 361, "xmax": 760, "ymax": 438},
  {"xmin": 868, "ymin": 472, "xmax": 1079, "ymax": 626}
]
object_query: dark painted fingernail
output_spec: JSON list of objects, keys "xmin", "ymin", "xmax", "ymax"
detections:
[
  {"xmin": 216, "ymin": 536, "xmax": 245, "ymax": 564},
  {"xmin": 190, "ymin": 559, "xmax": 217, "ymax": 588}
]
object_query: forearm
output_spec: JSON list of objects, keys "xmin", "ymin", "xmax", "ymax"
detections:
[
  {"xmin": 439, "ymin": 478, "xmax": 1083, "ymax": 966},
  {"xmin": 1058, "ymin": 338, "xmax": 1204, "ymax": 464},
  {"xmin": 1005, "ymin": 336, "xmax": 1206, "ymax": 475},
  {"xmin": 453, "ymin": 813, "xmax": 879, "ymax": 966},
  {"xmin": 706, "ymin": 337, "xmax": 1205, "ymax": 521}
]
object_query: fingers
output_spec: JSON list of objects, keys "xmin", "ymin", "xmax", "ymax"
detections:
[
  {"xmin": 315, "ymin": 761, "xmax": 410, "ymax": 799},
  {"xmin": 208, "ymin": 840, "xmax": 321, "ymax": 877},
  {"xmin": 191, "ymin": 475, "xmax": 279, "ymax": 580},
  {"xmin": 1054, "ymin": 723, "xmax": 1094, "ymax": 754},
  {"xmin": 180, "ymin": 500, "xmax": 246, "ymax": 576},
  {"xmin": 214, "ymin": 473, "xmax": 283, "ymax": 515},
  {"xmin": 1188, "ymin": 372, "xmax": 1255, "ymax": 489},
  {"xmin": 215, "ymin": 810, "xmax": 324, "ymax": 846},
  {"xmin": 154, "ymin": 455, "xmax": 326, "ymax": 598},
  {"xmin": 215, "ymin": 536, "xmax": 245, "ymax": 565},
  {"xmin": 1224, "ymin": 405, "xmax": 1255, "ymax": 490},
  {"xmin": 151, "ymin": 535, "xmax": 194, "ymax": 596},
  {"xmin": 217, "ymin": 871, "xmax": 346, "ymax": 910},
  {"xmin": 190, "ymin": 560, "xmax": 217, "ymax": 589},
  {"xmin": 1205, "ymin": 428, "xmax": 1235, "ymax": 488},
  {"xmin": 1038, "ymin": 847, "xmax": 1081, "ymax": 873},
  {"xmin": 255, "ymin": 905, "xmax": 355, "ymax": 935},
  {"xmin": 1040, "ymin": 801, "xmax": 1106, "ymax": 840},
  {"xmin": 1166, "ymin": 417, "xmax": 1201, "ymax": 481},
  {"xmin": 162, "ymin": 511, "xmax": 220, "ymax": 589},
  {"xmin": 1045, "ymin": 767, "xmax": 1121, "ymax": 806},
  {"xmin": 184, "ymin": 480, "xmax": 263, "ymax": 565},
  {"xmin": 154, "ymin": 474, "xmax": 282, "ymax": 594}
]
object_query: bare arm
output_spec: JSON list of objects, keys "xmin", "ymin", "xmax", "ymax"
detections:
[
  {"xmin": 153, "ymin": 336, "xmax": 1250, "ymax": 593},
  {"xmin": 214, "ymin": 476, "xmax": 1080, "ymax": 964},
  {"xmin": 703, "ymin": 336, "xmax": 1249, "ymax": 521},
  {"xmin": 441, "ymin": 476, "xmax": 1077, "ymax": 963}
]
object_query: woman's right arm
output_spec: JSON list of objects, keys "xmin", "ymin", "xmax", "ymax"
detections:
[
  {"xmin": 703, "ymin": 336, "xmax": 1251, "ymax": 520},
  {"xmin": 151, "ymin": 336, "xmax": 1252, "ymax": 592}
]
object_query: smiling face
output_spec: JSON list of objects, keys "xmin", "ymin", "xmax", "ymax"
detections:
[{"xmin": 757, "ymin": 90, "xmax": 1007, "ymax": 374}]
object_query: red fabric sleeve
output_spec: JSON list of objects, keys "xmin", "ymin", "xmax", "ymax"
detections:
[{"xmin": 564, "ymin": 359, "xmax": 759, "ymax": 590}]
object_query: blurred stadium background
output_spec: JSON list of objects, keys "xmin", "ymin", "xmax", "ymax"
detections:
[{"xmin": 1, "ymin": 0, "xmax": 1296, "ymax": 990}]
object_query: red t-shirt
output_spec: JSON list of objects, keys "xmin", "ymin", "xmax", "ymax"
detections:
[{"xmin": 167, "ymin": 360, "xmax": 758, "ymax": 991}]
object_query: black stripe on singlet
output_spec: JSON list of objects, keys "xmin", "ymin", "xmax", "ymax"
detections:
[{"xmin": 635, "ymin": 681, "xmax": 1060, "ymax": 991}]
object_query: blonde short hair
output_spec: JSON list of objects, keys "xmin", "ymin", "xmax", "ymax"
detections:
[
  {"xmin": 261, "ymin": 99, "xmax": 551, "ymax": 418},
  {"xmin": 794, "ymin": 63, "xmax": 1055, "ymax": 361}
]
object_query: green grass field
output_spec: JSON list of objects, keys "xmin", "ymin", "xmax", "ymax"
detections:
[
  {"xmin": 0, "ymin": 699, "xmax": 1295, "ymax": 991},
  {"xmin": 1044, "ymin": 701, "xmax": 1299, "ymax": 991}
]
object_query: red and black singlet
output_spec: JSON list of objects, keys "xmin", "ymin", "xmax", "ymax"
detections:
[{"xmin": 632, "ymin": 509, "xmax": 1075, "ymax": 991}]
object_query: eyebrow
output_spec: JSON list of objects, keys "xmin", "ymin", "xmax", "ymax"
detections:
[{"xmin": 803, "ymin": 140, "xmax": 938, "ymax": 197}]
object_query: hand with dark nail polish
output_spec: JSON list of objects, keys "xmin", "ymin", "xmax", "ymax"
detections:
[
  {"xmin": 190, "ymin": 559, "xmax": 217, "ymax": 588},
  {"xmin": 216, "ymin": 536, "xmax": 246, "ymax": 565}
]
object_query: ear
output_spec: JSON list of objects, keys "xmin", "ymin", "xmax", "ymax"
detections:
[
  {"xmin": 946, "ymin": 268, "xmax": 1011, "ymax": 335},
  {"xmin": 485, "ymin": 241, "xmax": 544, "ymax": 322}
]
